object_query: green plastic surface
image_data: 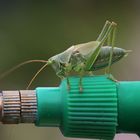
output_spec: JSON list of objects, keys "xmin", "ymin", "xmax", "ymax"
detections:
[
  {"xmin": 36, "ymin": 87, "xmax": 61, "ymax": 126},
  {"xmin": 36, "ymin": 75, "xmax": 118, "ymax": 140},
  {"xmin": 117, "ymin": 81, "xmax": 140, "ymax": 135}
]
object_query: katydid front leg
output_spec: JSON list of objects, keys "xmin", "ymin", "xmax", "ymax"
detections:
[
  {"xmin": 64, "ymin": 63, "xmax": 72, "ymax": 91},
  {"xmin": 56, "ymin": 68, "xmax": 71, "ymax": 91},
  {"xmin": 66, "ymin": 73, "xmax": 70, "ymax": 91},
  {"xmin": 79, "ymin": 63, "xmax": 85, "ymax": 92},
  {"xmin": 104, "ymin": 22, "xmax": 118, "ymax": 82}
]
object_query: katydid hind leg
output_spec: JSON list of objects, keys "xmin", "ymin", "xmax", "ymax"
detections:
[
  {"xmin": 107, "ymin": 74, "xmax": 118, "ymax": 82},
  {"xmin": 107, "ymin": 22, "xmax": 117, "ymax": 74},
  {"xmin": 85, "ymin": 22, "xmax": 115, "ymax": 71},
  {"xmin": 106, "ymin": 29, "xmax": 113, "ymax": 73},
  {"xmin": 97, "ymin": 20, "xmax": 111, "ymax": 41},
  {"xmin": 107, "ymin": 31, "xmax": 111, "ymax": 46}
]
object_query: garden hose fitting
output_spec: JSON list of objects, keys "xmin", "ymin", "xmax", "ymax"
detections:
[
  {"xmin": 36, "ymin": 75, "xmax": 117, "ymax": 140},
  {"xmin": 0, "ymin": 75, "xmax": 140, "ymax": 140},
  {"xmin": 0, "ymin": 90, "xmax": 37, "ymax": 124}
]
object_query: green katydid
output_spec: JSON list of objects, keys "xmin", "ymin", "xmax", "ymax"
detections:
[{"xmin": 0, "ymin": 20, "xmax": 131, "ymax": 91}]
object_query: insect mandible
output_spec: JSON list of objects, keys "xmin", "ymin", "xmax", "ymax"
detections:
[{"xmin": 0, "ymin": 20, "xmax": 131, "ymax": 91}]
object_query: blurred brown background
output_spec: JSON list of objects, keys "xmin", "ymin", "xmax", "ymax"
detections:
[{"xmin": 0, "ymin": 1, "xmax": 140, "ymax": 140}]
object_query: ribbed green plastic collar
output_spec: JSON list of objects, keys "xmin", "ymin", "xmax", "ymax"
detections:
[{"xmin": 60, "ymin": 75, "xmax": 117, "ymax": 140}]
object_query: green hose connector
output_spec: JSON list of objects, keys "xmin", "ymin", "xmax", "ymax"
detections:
[
  {"xmin": 35, "ymin": 75, "xmax": 140, "ymax": 140},
  {"xmin": 36, "ymin": 75, "xmax": 118, "ymax": 140}
]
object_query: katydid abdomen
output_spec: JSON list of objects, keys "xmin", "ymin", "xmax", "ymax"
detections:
[{"xmin": 92, "ymin": 46, "xmax": 130, "ymax": 70}]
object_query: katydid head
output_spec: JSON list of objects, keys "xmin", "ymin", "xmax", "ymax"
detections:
[{"xmin": 48, "ymin": 47, "xmax": 74, "ymax": 78}]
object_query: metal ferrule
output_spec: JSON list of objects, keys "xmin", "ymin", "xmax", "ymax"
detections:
[{"xmin": 0, "ymin": 90, "xmax": 37, "ymax": 124}]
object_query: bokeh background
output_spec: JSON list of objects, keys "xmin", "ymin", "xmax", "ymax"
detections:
[{"xmin": 0, "ymin": 1, "xmax": 140, "ymax": 140}]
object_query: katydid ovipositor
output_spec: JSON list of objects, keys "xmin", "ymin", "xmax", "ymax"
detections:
[{"xmin": 0, "ymin": 20, "xmax": 131, "ymax": 91}]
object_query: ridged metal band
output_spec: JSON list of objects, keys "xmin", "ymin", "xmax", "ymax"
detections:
[
  {"xmin": 1, "ymin": 90, "xmax": 37, "ymax": 124},
  {"xmin": 0, "ymin": 92, "xmax": 3, "ymax": 120},
  {"xmin": 20, "ymin": 90, "xmax": 37, "ymax": 123},
  {"xmin": 2, "ymin": 91, "xmax": 20, "ymax": 124}
]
